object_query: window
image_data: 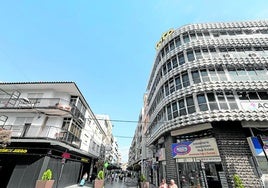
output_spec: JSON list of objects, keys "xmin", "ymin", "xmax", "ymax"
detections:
[
  {"xmin": 186, "ymin": 96, "xmax": 196, "ymax": 114},
  {"xmin": 167, "ymin": 61, "xmax": 172, "ymax": 72},
  {"xmin": 172, "ymin": 56, "xmax": 178, "ymax": 68},
  {"xmin": 175, "ymin": 75, "xmax": 182, "ymax": 90},
  {"xmin": 200, "ymin": 69, "xmax": 210, "ymax": 82},
  {"xmin": 207, "ymin": 93, "xmax": 219, "ymax": 110},
  {"xmin": 191, "ymin": 70, "xmax": 201, "ymax": 84},
  {"xmin": 197, "ymin": 94, "xmax": 208, "ymax": 111},
  {"xmin": 167, "ymin": 104, "xmax": 172, "ymax": 120},
  {"xmin": 189, "ymin": 32, "xmax": 196, "ymax": 40},
  {"xmin": 172, "ymin": 101, "xmax": 179, "ymax": 118},
  {"xmin": 209, "ymin": 68, "xmax": 219, "ymax": 81},
  {"xmin": 182, "ymin": 73, "xmax": 190, "ymax": 87},
  {"xmin": 194, "ymin": 48, "xmax": 202, "ymax": 59},
  {"xmin": 216, "ymin": 92, "xmax": 228, "ymax": 109},
  {"xmin": 178, "ymin": 52, "xmax": 185, "ymax": 65},
  {"xmin": 187, "ymin": 50, "xmax": 195, "ymax": 61},
  {"xmin": 183, "ymin": 33, "xmax": 190, "ymax": 43},
  {"xmin": 175, "ymin": 36, "xmax": 181, "ymax": 47},
  {"xmin": 225, "ymin": 91, "xmax": 238, "ymax": 109},
  {"xmin": 170, "ymin": 41, "xmax": 175, "ymax": 50},
  {"xmin": 259, "ymin": 92, "xmax": 268, "ymax": 100},
  {"xmin": 169, "ymin": 79, "xmax": 175, "ymax": 94},
  {"xmin": 179, "ymin": 99, "xmax": 187, "ymax": 116}
]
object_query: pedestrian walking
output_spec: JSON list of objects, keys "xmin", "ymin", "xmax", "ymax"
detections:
[
  {"xmin": 159, "ymin": 178, "xmax": 168, "ymax": 188},
  {"xmin": 169, "ymin": 179, "xmax": 178, "ymax": 188},
  {"xmin": 79, "ymin": 172, "xmax": 88, "ymax": 186}
]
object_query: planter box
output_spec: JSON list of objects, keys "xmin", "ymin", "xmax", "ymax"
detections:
[
  {"xmin": 140, "ymin": 182, "xmax": 149, "ymax": 188},
  {"xmin": 35, "ymin": 180, "xmax": 55, "ymax": 188},
  {"xmin": 94, "ymin": 179, "xmax": 104, "ymax": 188}
]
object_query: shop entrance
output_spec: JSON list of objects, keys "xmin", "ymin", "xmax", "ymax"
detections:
[{"xmin": 177, "ymin": 161, "xmax": 223, "ymax": 188}]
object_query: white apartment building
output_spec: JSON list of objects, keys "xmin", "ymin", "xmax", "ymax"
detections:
[{"xmin": 0, "ymin": 82, "xmax": 108, "ymax": 188}]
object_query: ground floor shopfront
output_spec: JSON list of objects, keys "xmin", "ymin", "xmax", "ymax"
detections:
[
  {"xmin": 0, "ymin": 139, "xmax": 95, "ymax": 188},
  {"xmin": 147, "ymin": 121, "xmax": 268, "ymax": 188}
]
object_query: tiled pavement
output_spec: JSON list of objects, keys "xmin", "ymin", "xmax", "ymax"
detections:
[{"xmin": 64, "ymin": 180, "xmax": 157, "ymax": 188}]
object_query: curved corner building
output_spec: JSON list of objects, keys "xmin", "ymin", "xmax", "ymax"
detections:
[{"xmin": 145, "ymin": 20, "xmax": 268, "ymax": 188}]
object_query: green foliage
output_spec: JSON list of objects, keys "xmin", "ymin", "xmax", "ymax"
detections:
[
  {"xmin": 41, "ymin": 169, "xmax": 53, "ymax": 180},
  {"xmin": 140, "ymin": 174, "xmax": 146, "ymax": 182},
  {"xmin": 233, "ymin": 174, "xmax": 244, "ymax": 188},
  {"xmin": 97, "ymin": 170, "xmax": 104, "ymax": 180}
]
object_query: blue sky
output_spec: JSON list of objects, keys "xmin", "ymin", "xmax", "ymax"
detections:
[{"xmin": 1, "ymin": 0, "xmax": 268, "ymax": 162}]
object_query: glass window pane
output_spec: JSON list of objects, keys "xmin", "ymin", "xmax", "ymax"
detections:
[
  {"xmin": 248, "ymin": 92, "xmax": 259, "ymax": 100},
  {"xmin": 192, "ymin": 71, "xmax": 201, "ymax": 84},
  {"xmin": 259, "ymin": 92, "xmax": 268, "ymax": 100},
  {"xmin": 187, "ymin": 50, "xmax": 195, "ymax": 61},
  {"xmin": 182, "ymin": 73, "xmax": 190, "ymax": 87},
  {"xmin": 178, "ymin": 53, "xmax": 185, "ymax": 65}
]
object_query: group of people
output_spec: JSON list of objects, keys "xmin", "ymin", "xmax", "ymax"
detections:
[{"xmin": 159, "ymin": 178, "xmax": 178, "ymax": 188}]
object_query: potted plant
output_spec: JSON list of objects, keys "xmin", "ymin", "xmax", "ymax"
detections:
[
  {"xmin": 140, "ymin": 174, "xmax": 149, "ymax": 188},
  {"xmin": 94, "ymin": 170, "xmax": 104, "ymax": 188},
  {"xmin": 35, "ymin": 169, "xmax": 55, "ymax": 188},
  {"xmin": 233, "ymin": 174, "xmax": 244, "ymax": 188}
]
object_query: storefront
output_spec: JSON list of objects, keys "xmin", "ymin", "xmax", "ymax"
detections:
[{"xmin": 172, "ymin": 137, "xmax": 226, "ymax": 188}]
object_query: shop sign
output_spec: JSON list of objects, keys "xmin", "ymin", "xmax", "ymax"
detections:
[
  {"xmin": 240, "ymin": 101, "xmax": 268, "ymax": 111},
  {"xmin": 62, "ymin": 152, "xmax": 70, "ymax": 159},
  {"xmin": 156, "ymin": 148, "xmax": 166, "ymax": 161},
  {"xmin": 155, "ymin": 29, "xmax": 174, "ymax": 49},
  {"xmin": 172, "ymin": 138, "xmax": 220, "ymax": 158},
  {"xmin": 0, "ymin": 148, "xmax": 27, "ymax": 153},
  {"xmin": 248, "ymin": 136, "xmax": 268, "ymax": 157},
  {"xmin": 81, "ymin": 158, "xmax": 89, "ymax": 163}
]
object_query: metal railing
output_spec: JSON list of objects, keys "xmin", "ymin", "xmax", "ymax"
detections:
[{"xmin": 1, "ymin": 124, "xmax": 82, "ymax": 148}]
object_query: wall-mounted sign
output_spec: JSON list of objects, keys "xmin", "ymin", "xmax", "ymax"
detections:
[
  {"xmin": 172, "ymin": 138, "xmax": 220, "ymax": 159},
  {"xmin": 81, "ymin": 158, "xmax": 89, "ymax": 163},
  {"xmin": 0, "ymin": 148, "xmax": 27, "ymax": 153},
  {"xmin": 155, "ymin": 29, "xmax": 174, "ymax": 49},
  {"xmin": 240, "ymin": 101, "xmax": 268, "ymax": 111}
]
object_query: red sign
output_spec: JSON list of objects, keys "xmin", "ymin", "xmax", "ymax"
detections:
[{"xmin": 62, "ymin": 152, "xmax": 70, "ymax": 159}]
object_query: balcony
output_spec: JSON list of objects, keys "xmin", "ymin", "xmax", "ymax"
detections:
[
  {"xmin": 0, "ymin": 97, "xmax": 85, "ymax": 122},
  {"xmin": 1, "ymin": 124, "xmax": 82, "ymax": 148}
]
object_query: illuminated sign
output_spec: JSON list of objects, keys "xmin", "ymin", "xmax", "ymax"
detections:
[
  {"xmin": 81, "ymin": 158, "xmax": 89, "ymax": 163},
  {"xmin": 0, "ymin": 148, "xmax": 27, "ymax": 153},
  {"xmin": 155, "ymin": 29, "xmax": 174, "ymax": 49}
]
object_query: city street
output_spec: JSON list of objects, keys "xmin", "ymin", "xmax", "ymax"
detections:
[{"xmin": 64, "ymin": 180, "xmax": 138, "ymax": 188}]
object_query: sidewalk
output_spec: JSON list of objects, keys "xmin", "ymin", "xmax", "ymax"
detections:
[{"xmin": 64, "ymin": 180, "xmax": 156, "ymax": 188}]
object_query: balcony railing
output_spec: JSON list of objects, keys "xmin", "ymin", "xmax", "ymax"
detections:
[
  {"xmin": 1, "ymin": 124, "xmax": 82, "ymax": 148},
  {"xmin": 0, "ymin": 97, "xmax": 85, "ymax": 124}
]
